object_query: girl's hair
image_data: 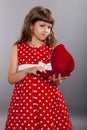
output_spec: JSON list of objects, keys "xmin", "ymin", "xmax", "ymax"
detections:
[{"xmin": 15, "ymin": 6, "xmax": 57, "ymax": 47}]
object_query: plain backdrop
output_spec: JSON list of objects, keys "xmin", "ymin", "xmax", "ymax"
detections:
[{"xmin": 0, "ymin": 0, "xmax": 87, "ymax": 129}]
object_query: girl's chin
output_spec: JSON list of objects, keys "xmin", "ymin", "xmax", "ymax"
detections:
[{"xmin": 37, "ymin": 38, "xmax": 45, "ymax": 42}]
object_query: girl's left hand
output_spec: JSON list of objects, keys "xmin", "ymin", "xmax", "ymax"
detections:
[{"xmin": 49, "ymin": 73, "xmax": 68, "ymax": 85}]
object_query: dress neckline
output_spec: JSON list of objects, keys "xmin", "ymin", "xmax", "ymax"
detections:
[{"xmin": 26, "ymin": 42, "xmax": 45, "ymax": 49}]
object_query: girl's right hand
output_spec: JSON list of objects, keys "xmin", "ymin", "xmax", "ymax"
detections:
[{"xmin": 29, "ymin": 66, "xmax": 46, "ymax": 75}]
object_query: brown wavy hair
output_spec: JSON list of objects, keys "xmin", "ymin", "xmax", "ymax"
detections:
[{"xmin": 15, "ymin": 6, "xmax": 57, "ymax": 47}]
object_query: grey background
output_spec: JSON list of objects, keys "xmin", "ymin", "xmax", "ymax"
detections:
[{"xmin": 0, "ymin": 0, "xmax": 87, "ymax": 130}]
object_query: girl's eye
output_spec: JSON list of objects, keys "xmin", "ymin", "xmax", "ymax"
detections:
[
  {"xmin": 40, "ymin": 24, "xmax": 44, "ymax": 27},
  {"xmin": 40, "ymin": 24, "xmax": 52, "ymax": 30},
  {"xmin": 48, "ymin": 26, "xmax": 52, "ymax": 29}
]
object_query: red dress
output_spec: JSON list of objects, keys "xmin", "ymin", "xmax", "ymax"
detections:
[{"xmin": 5, "ymin": 42, "xmax": 73, "ymax": 130}]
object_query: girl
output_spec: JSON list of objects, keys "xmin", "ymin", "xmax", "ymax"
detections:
[{"xmin": 5, "ymin": 6, "xmax": 73, "ymax": 130}]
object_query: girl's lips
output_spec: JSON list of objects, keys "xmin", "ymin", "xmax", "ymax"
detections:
[{"xmin": 42, "ymin": 33, "xmax": 48, "ymax": 37}]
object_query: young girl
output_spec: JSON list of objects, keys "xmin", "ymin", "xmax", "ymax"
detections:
[{"xmin": 5, "ymin": 6, "xmax": 73, "ymax": 130}]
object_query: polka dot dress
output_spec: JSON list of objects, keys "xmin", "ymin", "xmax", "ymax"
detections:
[{"xmin": 5, "ymin": 42, "xmax": 73, "ymax": 130}]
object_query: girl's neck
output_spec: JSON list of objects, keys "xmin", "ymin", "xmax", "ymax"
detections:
[{"xmin": 28, "ymin": 38, "xmax": 44, "ymax": 48}]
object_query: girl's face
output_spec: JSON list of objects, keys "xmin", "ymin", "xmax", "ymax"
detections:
[{"xmin": 31, "ymin": 21, "xmax": 52, "ymax": 41}]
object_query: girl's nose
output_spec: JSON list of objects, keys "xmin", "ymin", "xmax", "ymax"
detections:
[{"xmin": 44, "ymin": 27, "xmax": 50, "ymax": 33}]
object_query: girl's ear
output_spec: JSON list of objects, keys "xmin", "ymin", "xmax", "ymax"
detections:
[{"xmin": 30, "ymin": 23, "xmax": 33, "ymax": 31}]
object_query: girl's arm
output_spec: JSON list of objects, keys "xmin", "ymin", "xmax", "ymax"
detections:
[{"xmin": 8, "ymin": 44, "xmax": 46, "ymax": 85}]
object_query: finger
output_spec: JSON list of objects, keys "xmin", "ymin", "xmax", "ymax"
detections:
[
  {"xmin": 41, "ymin": 69, "xmax": 46, "ymax": 73},
  {"xmin": 33, "ymin": 72, "xmax": 37, "ymax": 75},
  {"xmin": 48, "ymin": 76, "xmax": 52, "ymax": 80},
  {"xmin": 39, "ymin": 67, "xmax": 46, "ymax": 73},
  {"xmin": 61, "ymin": 76, "xmax": 68, "ymax": 80},
  {"xmin": 53, "ymin": 74, "xmax": 56, "ymax": 81},
  {"xmin": 58, "ymin": 73, "xmax": 61, "ymax": 80},
  {"xmin": 43, "ymin": 70, "xmax": 46, "ymax": 73}
]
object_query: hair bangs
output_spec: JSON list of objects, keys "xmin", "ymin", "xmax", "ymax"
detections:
[
  {"xmin": 31, "ymin": 8, "xmax": 54, "ymax": 25},
  {"xmin": 31, "ymin": 16, "xmax": 54, "ymax": 25}
]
